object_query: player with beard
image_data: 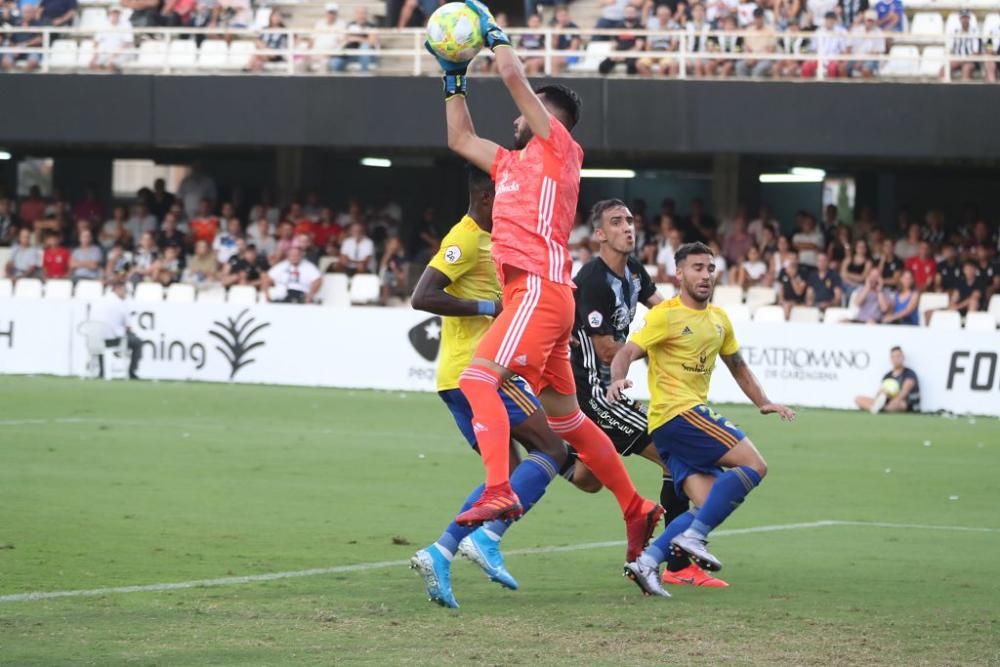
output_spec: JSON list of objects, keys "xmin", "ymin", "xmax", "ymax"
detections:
[
  {"xmin": 608, "ymin": 242, "xmax": 796, "ymax": 597},
  {"xmin": 426, "ymin": 0, "xmax": 663, "ymax": 563},
  {"xmin": 567, "ymin": 201, "xmax": 728, "ymax": 588}
]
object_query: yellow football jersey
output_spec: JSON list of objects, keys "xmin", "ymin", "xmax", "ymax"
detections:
[
  {"xmin": 629, "ymin": 296, "xmax": 740, "ymax": 432},
  {"xmin": 428, "ymin": 216, "xmax": 502, "ymax": 391}
]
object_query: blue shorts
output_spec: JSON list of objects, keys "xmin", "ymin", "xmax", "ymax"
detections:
[
  {"xmin": 438, "ymin": 376, "xmax": 540, "ymax": 448},
  {"xmin": 651, "ymin": 404, "xmax": 746, "ymax": 501}
]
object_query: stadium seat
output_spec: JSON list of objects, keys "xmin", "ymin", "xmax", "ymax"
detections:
[
  {"xmin": 227, "ymin": 40, "xmax": 255, "ymax": 70},
  {"xmin": 920, "ymin": 46, "xmax": 946, "ymax": 78},
  {"xmin": 165, "ymin": 283, "xmax": 196, "ymax": 303},
  {"xmin": 928, "ymin": 309, "xmax": 961, "ymax": 329},
  {"xmin": 656, "ymin": 282, "xmax": 676, "ymax": 299},
  {"xmin": 723, "ymin": 303, "xmax": 751, "ymax": 323},
  {"xmin": 988, "ymin": 294, "xmax": 1000, "ymax": 324},
  {"xmin": 133, "ymin": 282, "xmax": 164, "ymax": 302},
  {"xmin": 910, "ymin": 12, "xmax": 944, "ymax": 35},
  {"xmin": 76, "ymin": 39, "xmax": 96, "ymax": 68},
  {"xmin": 349, "ymin": 274, "xmax": 381, "ymax": 305},
  {"xmin": 945, "ymin": 11, "xmax": 978, "ymax": 33},
  {"xmin": 753, "ymin": 305, "xmax": 786, "ymax": 322},
  {"xmin": 44, "ymin": 279, "xmax": 73, "ymax": 299},
  {"xmin": 789, "ymin": 306, "xmax": 821, "ymax": 323},
  {"xmin": 252, "ymin": 6, "xmax": 271, "ymax": 29},
  {"xmin": 320, "ymin": 273, "xmax": 351, "ymax": 307},
  {"xmin": 0, "ymin": 278, "xmax": 12, "ymax": 299},
  {"xmin": 197, "ymin": 285, "xmax": 227, "ymax": 303},
  {"xmin": 74, "ymin": 279, "xmax": 104, "ymax": 300},
  {"xmin": 643, "ymin": 264, "xmax": 659, "ymax": 281},
  {"xmin": 0, "ymin": 247, "xmax": 9, "ymax": 270},
  {"xmin": 822, "ymin": 306, "xmax": 854, "ymax": 324},
  {"xmin": 567, "ymin": 41, "xmax": 613, "ymax": 74},
  {"xmin": 49, "ymin": 40, "xmax": 78, "ymax": 69},
  {"xmin": 318, "ymin": 256, "xmax": 337, "ymax": 273},
  {"xmin": 882, "ymin": 45, "xmax": 920, "ymax": 77},
  {"xmin": 964, "ymin": 311, "xmax": 997, "ymax": 332},
  {"xmin": 227, "ymin": 285, "xmax": 258, "ymax": 304},
  {"xmin": 13, "ymin": 278, "xmax": 43, "ymax": 299},
  {"xmin": 712, "ymin": 285, "xmax": 744, "ymax": 307},
  {"xmin": 133, "ymin": 39, "xmax": 167, "ymax": 69},
  {"xmin": 918, "ymin": 291, "xmax": 950, "ymax": 325},
  {"xmin": 745, "ymin": 286, "xmax": 776, "ymax": 312},
  {"xmin": 79, "ymin": 7, "xmax": 108, "ymax": 30},
  {"xmin": 167, "ymin": 39, "xmax": 197, "ymax": 70},
  {"xmin": 198, "ymin": 39, "xmax": 228, "ymax": 69},
  {"xmin": 983, "ymin": 13, "xmax": 1000, "ymax": 37}
]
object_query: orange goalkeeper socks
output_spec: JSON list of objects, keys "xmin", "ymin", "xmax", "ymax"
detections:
[{"xmin": 458, "ymin": 366, "xmax": 511, "ymax": 489}]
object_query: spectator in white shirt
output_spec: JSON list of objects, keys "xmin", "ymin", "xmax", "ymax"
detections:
[
  {"xmin": 313, "ymin": 3, "xmax": 345, "ymax": 72},
  {"xmin": 848, "ymin": 10, "xmax": 885, "ymax": 79},
  {"xmin": 802, "ymin": 11, "xmax": 848, "ymax": 78},
  {"xmin": 212, "ymin": 217, "xmax": 243, "ymax": 264},
  {"xmin": 90, "ymin": 6, "xmax": 133, "ymax": 72},
  {"xmin": 71, "ymin": 229, "xmax": 104, "ymax": 281},
  {"xmin": 90, "ymin": 279, "xmax": 143, "ymax": 379},
  {"xmin": 338, "ymin": 222, "xmax": 374, "ymax": 276},
  {"xmin": 656, "ymin": 227, "xmax": 683, "ymax": 287},
  {"xmin": 5, "ymin": 228, "xmax": 41, "ymax": 279},
  {"xmin": 792, "ymin": 213, "xmax": 825, "ymax": 269},
  {"xmin": 263, "ymin": 245, "xmax": 321, "ymax": 303}
]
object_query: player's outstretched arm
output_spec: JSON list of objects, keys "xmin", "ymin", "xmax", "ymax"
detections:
[
  {"xmin": 445, "ymin": 97, "xmax": 500, "ymax": 174},
  {"xmin": 465, "ymin": 0, "xmax": 551, "ymax": 140},
  {"xmin": 606, "ymin": 341, "xmax": 646, "ymax": 402},
  {"xmin": 411, "ymin": 266, "xmax": 501, "ymax": 317},
  {"xmin": 722, "ymin": 351, "xmax": 796, "ymax": 421}
]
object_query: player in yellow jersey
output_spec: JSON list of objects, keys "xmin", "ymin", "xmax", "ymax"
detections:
[
  {"xmin": 409, "ymin": 166, "xmax": 569, "ymax": 608},
  {"xmin": 607, "ymin": 241, "xmax": 796, "ymax": 597}
]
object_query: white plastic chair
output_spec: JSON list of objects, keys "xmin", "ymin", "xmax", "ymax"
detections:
[
  {"xmin": 74, "ymin": 279, "xmax": 104, "ymax": 300},
  {"xmin": 45, "ymin": 279, "xmax": 73, "ymax": 299},
  {"xmin": 13, "ymin": 278, "xmax": 43, "ymax": 299},
  {"xmin": 198, "ymin": 39, "xmax": 228, "ymax": 69},
  {"xmin": 918, "ymin": 291, "xmax": 950, "ymax": 325},
  {"xmin": 656, "ymin": 283, "xmax": 676, "ymax": 300},
  {"xmin": 964, "ymin": 312, "xmax": 997, "ymax": 332},
  {"xmin": 227, "ymin": 285, "xmax": 259, "ymax": 304},
  {"xmin": 920, "ymin": 46, "xmax": 946, "ymax": 78},
  {"xmin": 134, "ymin": 39, "xmax": 167, "ymax": 69},
  {"xmin": 196, "ymin": 285, "xmax": 227, "ymax": 303},
  {"xmin": 988, "ymin": 294, "xmax": 1000, "ymax": 324},
  {"xmin": 745, "ymin": 286, "xmax": 776, "ymax": 312},
  {"xmin": 910, "ymin": 12, "xmax": 945, "ymax": 35},
  {"xmin": 723, "ymin": 303, "xmax": 751, "ymax": 323},
  {"xmin": 49, "ymin": 40, "xmax": 78, "ymax": 69},
  {"xmin": 753, "ymin": 305, "xmax": 786, "ymax": 322},
  {"xmin": 567, "ymin": 41, "xmax": 613, "ymax": 73},
  {"xmin": 79, "ymin": 7, "xmax": 109, "ymax": 29},
  {"xmin": 928, "ymin": 309, "xmax": 962, "ymax": 329},
  {"xmin": 882, "ymin": 45, "xmax": 920, "ymax": 77},
  {"xmin": 318, "ymin": 256, "xmax": 337, "ymax": 273},
  {"xmin": 76, "ymin": 39, "xmax": 95, "ymax": 68},
  {"xmin": 822, "ymin": 306, "xmax": 854, "ymax": 324},
  {"xmin": 76, "ymin": 320, "xmax": 128, "ymax": 380},
  {"xmin": 712, "ymin": 285, "xmax": 744, "ymax": 307},
  {"xmin": 227, "ymin": 40, "xmax": 255, "ymax": 69},
  {"xmin": 643, "ymin": 264, "xmax": 660, "ymax": 282},
  {"xmin": 789, "ymin": 306, "xmax": 821, "ymax": 323},
  {"xmin": 167, "ymin": 39, "xmax": 197, "ymax": 69},
  {"xmin": 0, "ymin": 278, "xmax": 12, "ymax": 299},
  {"xmin": 319, "ymin": 273, "xmax": 351, "ymax": 307},
  {"xmin": 133, "ymin": 282, "xmax": 164, "ymax": 302},
  {"xmin": 165, "ymin": 283, "xmax": 196, "ymax": 303},
  {"xmin": 349, "ymin": 274, "xmax": 381, "ymax": 304}
]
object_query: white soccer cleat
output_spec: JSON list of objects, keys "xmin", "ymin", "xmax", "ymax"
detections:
[
  {"xmin": 624, "ymin": 560, "xmax": 671, "ymax": 597},
  {"xmin": 671, "ymin": 534, "xmax": 723, "ymax": 572}
]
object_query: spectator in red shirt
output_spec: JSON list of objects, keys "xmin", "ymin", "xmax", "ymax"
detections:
[
  {"xmin": 72, "ymin": 185, "xmax": 105, "ymax": 226},
  {"xmin": 904, "ymin": 240, "xmax": 937, "ymax": 290},
  {"xmin": 313, "ymin": 206, "xmax": 342, "ymax": 250},
  {"xmin": 190, "ymin": 198, "xmax": 219, "ymax": 245},
  {"xmin": 18, "ymin": 186, "xmax": 47, "ymax": 228},
  {"xmin": 288, "ymin": 202, "xmax": 316, "ymax": 238},
  {"xmin": 42, "ymin": 231, "xmax": 71, "ymax": 279}
]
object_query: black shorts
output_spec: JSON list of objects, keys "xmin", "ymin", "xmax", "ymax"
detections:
[{"xmin": 578, "ymin": 390, "xmax": 652, "ymax": 457}]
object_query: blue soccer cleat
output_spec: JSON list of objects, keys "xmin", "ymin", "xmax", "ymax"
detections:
[
  {"xmin": 410, "ymin": 546, "xmax": 459, "ymax": 609},
  {"xmin": 458, "ymin": 529, "xmax": 519, "ymax": 590}
]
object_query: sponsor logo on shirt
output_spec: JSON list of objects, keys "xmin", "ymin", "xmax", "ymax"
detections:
[{"xmin": 496, "ymin": 171, "xmax": 520, "ymax": 196}]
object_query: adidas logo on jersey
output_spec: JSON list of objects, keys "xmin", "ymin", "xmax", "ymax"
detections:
[
  {"xmin": 513, "ymin": 354, "xmax": 528, "ymax": 366},
  {"xmin": 473, "ymin": 422, "xmax": 488, "ymax": 434},
  {"xmin": 681, "ymin": 326, "xmax": 694, "ymax": 336}
]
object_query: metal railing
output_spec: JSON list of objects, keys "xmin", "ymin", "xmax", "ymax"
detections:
[{"xmin": 1, "ymin": 25, "xmax": 998, "ymax": 81}]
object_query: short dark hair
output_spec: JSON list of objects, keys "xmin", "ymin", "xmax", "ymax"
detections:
[
  {"xmin": 675, "ymin": 241, "xmax": 713, "ymax": 265},
  {"xmin": 535, "ymin": 84, "xmax": 582, "ymax": 130},
  {"xmin": 589, "ymin": 198, "xmax": 628, "ymax": 230},
  {"xmin": 890, "ymin": 346, "xmax": 902, "ymax": 354},
  {"xmin": 466, "ymin": 164, "xmax": 493, "ymax": 194}
]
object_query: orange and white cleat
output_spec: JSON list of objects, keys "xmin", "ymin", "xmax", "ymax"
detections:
[
  {"xmin": 455, "ymin": 487, "xmax": 523, "ymax": 527},
  {"xmin": 661, "ymin": 563, "xmax": 729, "ymax": 587},
  {"xmin": 625, "ymin": 499, "xmax": 664, "ymax": 563}
]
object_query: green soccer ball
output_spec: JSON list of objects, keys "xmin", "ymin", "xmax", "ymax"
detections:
[
  {"xmin": 881, "ymin": 377, "xmax": 901, "ymax": 398},
  {"xmin": 426, "ymin": 2, "xmax": 484, "ymax": 63}
]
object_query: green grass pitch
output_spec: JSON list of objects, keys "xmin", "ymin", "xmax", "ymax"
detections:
[{"xmin": 2, "ymin": 376, "xmax": 999, "ymax": 665}]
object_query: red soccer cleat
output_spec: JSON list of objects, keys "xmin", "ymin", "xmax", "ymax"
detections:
[
  {"xmin": 455, "ymin": 487, "xmax": 523, "ymax": 527},
  {"xmin": 625, "ymin": 499, "xmax": 664, "ymax": 562},
  {"xmin": 661, "ymin": 563, "xmax": 729, "ymax": 587}
]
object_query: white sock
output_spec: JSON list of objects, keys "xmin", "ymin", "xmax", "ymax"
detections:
[
  {"xmin": 433, "ymin": 543, "xmax": 454, "ymax": 561},
  {"xmin": 682, "ymin": 527, "xmax": 707, "ymax": 541}
]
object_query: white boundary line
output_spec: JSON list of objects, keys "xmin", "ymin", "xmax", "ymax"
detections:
[{"xmin": 2, "ymin": 520, "xmax": 996, "ymax": 604}]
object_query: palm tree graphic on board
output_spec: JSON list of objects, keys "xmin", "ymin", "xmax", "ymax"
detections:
[{"xmin": 208, "ymin": 309, "xmax": 271, "ymax": 379}]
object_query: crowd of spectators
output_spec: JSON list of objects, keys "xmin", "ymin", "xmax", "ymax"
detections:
[
  {"xmin": 0, "ymin": 171, "xmax": 425, "ymax": 306},
  {"xmin": 592, "ymin": 198, "xmax": 999, "ymax": 323}
]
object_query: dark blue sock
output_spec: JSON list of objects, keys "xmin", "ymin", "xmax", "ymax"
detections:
[
  {"xmin": 644, "ymin": 510, "xmax": 695, "ymax": 565},
  {"xmin": 435, "ymin": 483, "xmax": 485, "ymax": 556},
  {"xmin": 482, "ymin": 451, "xmax": 560, "ymax": 539},
  {"xmin": 689, "ymin": 466, "xmax": 762, "ymax": 537}
]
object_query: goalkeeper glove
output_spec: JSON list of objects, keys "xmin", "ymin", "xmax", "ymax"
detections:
[
  {"xmin": 464, "ymin": 0, "xmax": 512, "ymax": 51},
  {"xmin": 425, "ymin": 40, "xmax": 470, "ymax": 98}
]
